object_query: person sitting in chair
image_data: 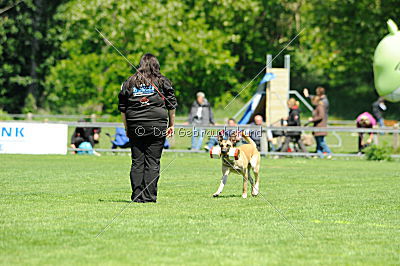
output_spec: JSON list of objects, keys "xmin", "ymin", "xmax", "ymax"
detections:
[
  {"xmin": 281, "ymin": 98, "xmax": 307, "ymax": 153},
  {"xmin": 106, "ymin": 127, "xmax": 131, "ymax": 149},
  {"xmin": 249, "ymin": 115, "xmax": 264, "ymax": 151},
  {"xmin": 204, "ymin": 118, "xmax": 237, "ymax": 151}
]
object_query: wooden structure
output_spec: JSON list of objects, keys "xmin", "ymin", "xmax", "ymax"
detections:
[{"xmin": 265, "ymin": 55, "xmax": 290, "ymax": 126}]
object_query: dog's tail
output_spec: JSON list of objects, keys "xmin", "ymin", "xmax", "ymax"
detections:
[{"xmin": 241, "ymin": 132, "xmax": 256, "ymax": 147}]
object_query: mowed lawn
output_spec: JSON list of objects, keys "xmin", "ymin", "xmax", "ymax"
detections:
[{"xmin": 0, "ymin": 154, "xmax": 399, "ymax": 265}]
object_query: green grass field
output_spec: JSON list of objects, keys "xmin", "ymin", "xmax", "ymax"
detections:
[{"xmin": 1, "ymin": 154, "xmax": 399, "ymax": 265}]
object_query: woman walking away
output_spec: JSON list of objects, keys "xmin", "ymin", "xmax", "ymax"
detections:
[
  {"xmin": 308, "ymin": 96, "xmax": 331, "ymax": 158},
  {"xmin": 118, "ymin": 53, "xmax": 177, "ymax": 203}
]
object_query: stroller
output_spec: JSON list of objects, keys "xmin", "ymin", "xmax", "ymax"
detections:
[{"xmin": 106, "ymin": 127, "xmax": 131, "ymax": 149}]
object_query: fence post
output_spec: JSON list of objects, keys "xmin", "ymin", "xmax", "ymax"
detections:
[
  {"xmin": 26, "ymin": 112, "xmax": 33, "ymax": 121},
  {"xmin": 260, "ymin": 132, "xmax": 267, "ymax": 154},
  {"xmin": 393, "ymin": 124, "xmax": 399, "ymax": 150},
  {"xmin": 90, "ymin": 114, "xmax": 97, "ymax": 122}
]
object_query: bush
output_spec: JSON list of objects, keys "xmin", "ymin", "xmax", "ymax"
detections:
[
  {"xmin": 0, "ymin": 109, "xmax": 12, "ymax": 120},
  {"xmin": 364, "ymin": 145, "xmax": 393, "ymax": 161},
  {"xmin": 22, "ymin": 93, "xmax": 37, "ymax": 113}
]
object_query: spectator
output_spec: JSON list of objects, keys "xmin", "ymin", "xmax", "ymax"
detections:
[
  {"xmin": 304, "ymin": 86, "xmax": 329, "ymax": 120},
  {"xmin": 356, "ymin": 112, "xmax": 376, "ymax": 153},
  {"xmin": 308, "ymin": 96, "xmax": 331, "ymax": 158},
  {"xmin": 250, "ymin": 115, "xmax": 263, "ymax": 150},
  {"xmin": 281, "ymin": 98, "xmax": 307, "ymax": 152},
  {"xmin": 227, "ymin": 118, "xmax": 236, "ymax": 127},
  {"xmin": 71, "ymin": 126, "xmax": 86, "ymax": 151},
  {"xmin": 70, "ymin": 119, "xmax": 101, "ymax": 156},
  {"xmin": 204, "ymin": 118, "xmax": 237, "ymax": 151},
  {"xmin": 188, "ymin": 91, "xmax": 215, "ymax": 150},
  {"xmin": 89, "ymin": 127, "xmax": 101, "ymax": 146},
  {"xmin": 372, "ymin": 97, "xmax": 387, "ymax": 129}
]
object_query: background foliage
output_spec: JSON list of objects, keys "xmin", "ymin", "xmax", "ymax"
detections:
[{"xmin": 1, "ymin": 0, "xmax": 399, "ymax": 118}]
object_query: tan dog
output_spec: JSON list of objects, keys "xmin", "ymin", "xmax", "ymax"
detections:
[{"xmin": 213, "ymin": 132, "xmax": 261, "ymax": 198}]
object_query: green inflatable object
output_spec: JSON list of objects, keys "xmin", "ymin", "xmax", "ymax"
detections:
[{"xmin": 373, "ymin": 19, "xmax": 400, "ymax": 102}]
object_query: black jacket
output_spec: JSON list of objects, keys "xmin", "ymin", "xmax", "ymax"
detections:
[
  {"xmin": 71, "ymin": 127, "xmax": 101, "ymax": 146},
  {"xmin": 286, "ymin": 107, "xmax": 301, "ymax": 136},
  {"xmin": 118, "ymin": 76, "xmax": 177, "ymax": 129},
  {"xmin": 188, "ymin": 99, "xmax": 214, "ymax": 125}
]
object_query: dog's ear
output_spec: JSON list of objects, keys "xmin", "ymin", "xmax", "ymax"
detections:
[{"xmin": 217, "ymin": 130, "xmax": 224, "ymax": 142}]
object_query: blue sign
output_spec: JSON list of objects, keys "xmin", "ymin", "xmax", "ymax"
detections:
[{"xmin": 132, "ymin": 84, "xmax": 155, "ymax": 96}]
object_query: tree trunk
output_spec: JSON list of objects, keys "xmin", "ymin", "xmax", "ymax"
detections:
[{"xmin": 28, "ymin": 0, "xmax": 41, "ymax": 100}]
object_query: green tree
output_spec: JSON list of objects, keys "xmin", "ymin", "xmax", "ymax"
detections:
[
  {"xmin": 188, "ymin": 0, "xmax": 304, "ymax": 103},
  {"xmin": 2, "ymin": 0, "xmax": 400, "ymax": 118},
  {"xmin": 45, "ymin": 0, "xmax": 238, "ymax": 114},
  {"xmin": 295, "ymin": 0, "xmax": 400, "ymax": 118},
  {"xmin": 0, "ymin": 0, "xmax": 65, "ymax": 113}
]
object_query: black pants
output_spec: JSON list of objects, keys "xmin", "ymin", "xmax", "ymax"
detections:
[
  {"xmin": 130, "ymin": 135, "xmax": 165, "ymax": 203},
  {"xmin": 358, "ymin": 133, "xmax": 372, "ymax": 152},
  {"xmin": 72, "ymin": 135, "xmax": 95, "ymax": 148}
]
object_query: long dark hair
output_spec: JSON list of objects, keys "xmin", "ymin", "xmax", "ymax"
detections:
[{"xmin": 129, "ymin": 53, "xmax": 163, "ymax": 88}]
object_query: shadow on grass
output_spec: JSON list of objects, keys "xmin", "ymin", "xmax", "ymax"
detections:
[
  {"xmin": 98, "ymin": 199, "xmax": 131, "ymax": 203},
  {"xmin": 214, "ymin": 194, "xmax": 241, "ymax": 198}
]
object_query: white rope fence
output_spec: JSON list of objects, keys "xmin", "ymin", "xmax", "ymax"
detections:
[
  {"xmin": 30, "ymin": 120, "xmax": 397, "ymax": 158},
  {"xmin": 4, "ymin": 120, "xmax": 398, "ymax": 134},
  {"xmin": 2, "ymin": 120, "xmax": 399, "ymax": 157},
  {"xmin": 0, "ymin": 113, "xmax": 368, "ymax": 125},
  {"xmin": 68, "ymin": 148, "xmax": 400, "ymax": 158}
]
